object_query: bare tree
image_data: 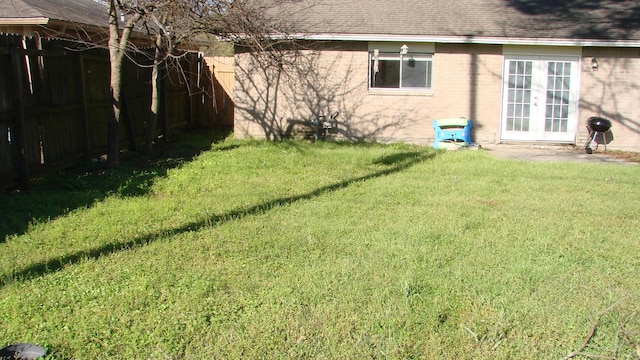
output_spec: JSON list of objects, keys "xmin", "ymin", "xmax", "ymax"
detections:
[
  {"xmin": 102, "ymin": 0, "xmax": 313, "ymax": 165},
  {"xmin": 105, "ymin": 0, "xmax": 148, "ymax": 167},
  {"xmin": 103, "ymin": 0, "xmax": 198, "ymax": 163},
  {"xmin": 138, "ymin": 1, "xmax": 204, "ymax": 157}
]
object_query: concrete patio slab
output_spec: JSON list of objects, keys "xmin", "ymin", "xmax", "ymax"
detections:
[{"xmin": 480, "ymin": 144, "xmax": 638, "ymax": 165}]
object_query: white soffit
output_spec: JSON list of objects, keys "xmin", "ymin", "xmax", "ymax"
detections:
[
  {"xmin": 503, "ymin": 45, "xmax": 583, "ymax": 56},
  {"xmin": 368, "ymin": 42, "xmax": 434, "ymax": 53}
]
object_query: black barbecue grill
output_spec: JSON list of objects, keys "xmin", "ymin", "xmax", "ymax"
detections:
[{"xmin": 583, "ymin": 116, "xmax": 612, "ymax": 154}]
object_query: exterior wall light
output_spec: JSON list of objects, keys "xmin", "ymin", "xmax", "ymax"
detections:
[
  {"xmin": 591, "ymin": 57, "xmax": 599, "ymax": 71},
  {"xmin": 400, "ymin": 44, "xmax": 409, "ymax": 55}
]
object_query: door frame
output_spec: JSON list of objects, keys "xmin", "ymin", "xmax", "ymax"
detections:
[{"xmin": 500, "ymin": 46, "xmax": 582, "ymax": 143}]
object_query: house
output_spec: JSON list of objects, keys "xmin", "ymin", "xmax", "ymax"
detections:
[
  {"xmin": 0, "ymin": 0, "xmax": 111, "ymax": 41},
  {"xmin": 233, "ymin": 0, "xmax": 640, "ymax": 151},
  {"xmin": 0, "ymin": 0, "xmax": 164, "ymax": 49}
]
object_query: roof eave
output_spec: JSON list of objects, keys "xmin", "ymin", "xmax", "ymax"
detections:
[
  {"xmin": 0, "ymin": 17, "xmax": 50, "ymax": 26},
  {"xmin": 293, "ymin": 33, "xmax": 640, "ymax": 48}
]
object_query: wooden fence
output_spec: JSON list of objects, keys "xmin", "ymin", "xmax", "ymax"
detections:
[
  {"xmin": 0, "ymin": 34, "xmax": 231, "ymax": 190},
  {"xmin": 205, "ymin": 56, "xmax": 235, "ymax": 128}
]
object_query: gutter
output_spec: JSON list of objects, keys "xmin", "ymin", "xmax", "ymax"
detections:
[{"xmin": 291, "ymin": 33, "xmax": 640, "ymax": 48}]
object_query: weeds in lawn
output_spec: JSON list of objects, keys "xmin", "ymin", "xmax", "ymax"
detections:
[
  {"xmin": 1, "ymin": 129, "xmax": 229, "ymax": 243},
  {"xmin": 1, "ymin": 134, "xmax": 639, "ymax": 359},
  {"xmin": 1, "ymin": 146, "xmax": 432, "ymax": 288}
]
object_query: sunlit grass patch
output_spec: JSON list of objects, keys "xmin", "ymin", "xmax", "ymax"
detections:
[{"xmin": 1, "ymin": 136, "xmax": 639, "ymax": 359}]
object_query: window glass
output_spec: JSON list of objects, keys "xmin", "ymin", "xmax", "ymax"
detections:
[
  {"xmin": 370, "ymin": 53, "xmax": 432, "ymax": 90},
  {"xmin": 402, "ymin": 57, "xmax": 427, "ymax": 87},
  {"xmin": 371, "ymin": 59, "xmax": 400, "ymax": 88}
]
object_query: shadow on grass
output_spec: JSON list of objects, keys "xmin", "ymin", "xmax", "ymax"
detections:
[
  {"xmin": 0, "ymin": 148, "xmax": 435, "ymax": 288},
  {"xmin": 0, "ymin": 128, "xmax": 232, "ymax": 243}
]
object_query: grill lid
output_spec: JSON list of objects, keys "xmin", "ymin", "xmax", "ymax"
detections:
[{"xmin": 586, "ymin": 117, "xmax": 612, "ymax": 132}]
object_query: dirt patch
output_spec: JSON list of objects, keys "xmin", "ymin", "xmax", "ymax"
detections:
[{"xmin": 608, "ymin": 151, "xmax": 640, "ymax": 163}]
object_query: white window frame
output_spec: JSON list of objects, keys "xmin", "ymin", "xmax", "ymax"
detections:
[
  {"xmin": 367, "ymin": 42, "xmax": 435, "ymax": 92},
  {"xmin": 369, "ymin": 52, "xmax": 433, "ymax": 90}
]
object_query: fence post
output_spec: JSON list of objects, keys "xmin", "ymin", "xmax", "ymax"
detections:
[
  {"xmin": 77, "ymin": 53, "xmax": 92, "ymax": 159},
  {"xmin": 10, "ymin": 47, "xmax": 31, "ymax": 189},
  {"xmin": 161, "ymin": 63, "xmax": 169, "ymax": 142},
  {"xmin": 189, "ymin": 54, "xmax": 199, "ymax": 128}
]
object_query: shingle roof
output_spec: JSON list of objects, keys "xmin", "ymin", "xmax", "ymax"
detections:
[
  {"xmin": 272, "ymin": 0, "xmax": 640, "ymax": 42},
  {"xmin": 0, "ymin": 0, "xmax": 107, "ymax": 27}
]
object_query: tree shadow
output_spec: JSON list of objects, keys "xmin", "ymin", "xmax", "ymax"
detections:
[
  {"xmin": 579, "ymin": 55, "xmax": 640, "ymax": 138},
  {"xmin": 0, "ymin": 147, "xmax": 435, "ymax": 288},
  {"xmin": 0, "ymin": 128, "xmax": 232, "ymax": 243},
  {"xmin": 234, "ymin": 43, "xmax": 423, "ymax": 143},
  {"xmin": 503, "ymin": 0, "xmax": 640, "ymax": 39},
  {"xmin": 497, "ymin": 1, "xmax": 640, "ymax": 147}
]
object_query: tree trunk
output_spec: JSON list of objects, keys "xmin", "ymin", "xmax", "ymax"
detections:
[
  {"xmin": 107, "ymin": 0, "xmax": 122, "ymax": 167},
  {"xmin": 108, "ymin": 52, "xmax": 123, "ymax": 167},
  {"xmin": 143, "ymin": 33, "xmax": 164, "ymax": 157},
  {"xmin": 106, "ymin": 0, "xmax": 142, "ymax": 167}
]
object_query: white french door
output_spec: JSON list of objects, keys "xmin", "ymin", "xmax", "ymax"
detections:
[{"xmin": 501, "ymin": 55, "xmax": 580, "ymax": 142}]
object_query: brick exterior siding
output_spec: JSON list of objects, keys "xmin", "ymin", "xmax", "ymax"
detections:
[
  {"xmin": 579, "ymin": 48, "xmax": 640, "ymax": 151},
  {"xmin": 234, "ymin": 42, "xmax": 640, "ymax": 151}
]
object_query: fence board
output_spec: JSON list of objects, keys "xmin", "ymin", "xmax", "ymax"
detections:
[
  {"xmin": 0, "ymin": 42, "xmax": 17, "ymax": 189},
  {"xmin": 0, "ymin": 34, "xmax": 220, "ymax": 190},
  {"xmin": 204, "ymin": 56, "xmax": 234, "ymax": 127}
]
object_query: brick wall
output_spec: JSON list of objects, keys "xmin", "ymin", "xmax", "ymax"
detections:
[
  {"xmin": 234, "ymin": 42, "xmax": 640, "ymax": 151},
  {"xmin": 580, "ymin": 47, "xmax": 640, "ymax": 151},
  {"xmin": 234, "ymin": 42, "xmax": 504, "ymax": 146}
]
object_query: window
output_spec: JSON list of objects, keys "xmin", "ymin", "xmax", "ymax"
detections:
[{"xmin": 369, "ymin": 53, "xmax": 433, "ymax": 90}]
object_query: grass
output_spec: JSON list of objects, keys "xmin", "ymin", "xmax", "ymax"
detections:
[{"xmin": 1, "ymin": 131, "xmax": 639, "ymax": 359}]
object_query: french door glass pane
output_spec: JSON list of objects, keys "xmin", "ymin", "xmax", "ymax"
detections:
[
  {"xmin": 544, "ymin": 61, "xmax": 571, "ymax": 133},
  {"xmin": 506, "ymin": 60, "xmax": 532, "ymax": 132}
]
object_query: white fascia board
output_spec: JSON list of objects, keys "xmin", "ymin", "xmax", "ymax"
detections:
[
  {"xmin": 0, "ymin": 17, "xmax": 50, "ymax": 26},
  {"xmin": 293, "ymin": 33, "xmax": 640, "ymax": 48}
]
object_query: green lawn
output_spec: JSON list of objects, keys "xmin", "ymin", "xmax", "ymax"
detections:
[{"xmin": 1, "ymin": 133, "xmax": 639, "ymax": 359}]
